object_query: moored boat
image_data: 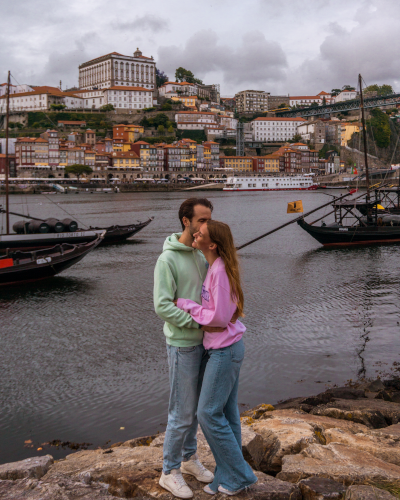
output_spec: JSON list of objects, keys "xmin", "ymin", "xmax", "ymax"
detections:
[
  {"xmin": 223, "ymin": 174, "xmax": 318, "ymax": 191},
  {"xmin": 0, "ymin": 235, "xmax": 104, "ymax": 286}
]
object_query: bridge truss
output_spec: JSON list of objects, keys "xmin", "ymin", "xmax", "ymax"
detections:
[{"xmin": 276, "ymin": 93, "xmax": 400, "ymax": 118}]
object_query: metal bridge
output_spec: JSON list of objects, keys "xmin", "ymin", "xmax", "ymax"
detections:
[{"xmin": 275, "ymin": 93, "xmax": 400, "ymax": 118}]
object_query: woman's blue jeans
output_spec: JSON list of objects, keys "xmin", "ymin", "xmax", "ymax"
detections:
[{"xmin": 198, "ymin": 339, "xmax": 257, "ymax": 492}]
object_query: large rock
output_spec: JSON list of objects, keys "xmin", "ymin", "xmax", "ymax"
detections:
[
  {"xmin": 345, "ymin": 485, "xmax": 397, "ymax": 499},
  {"xmin": 0, "ymin": 455, "xmax": 53, "ymax": 480},
  {"xmin": 323, "ymin": 388, "xmax": 366, "ymax": 401},
  {"xmin": 298, "ymin": 476, "xmax": 347, "ymax": 499},
  {"xmin": 371, "ymin": 424, "xmax": 400, "ymax": 439},
  {"xmin": 277, "ymin": 442, "xmax": 400, "ymax": 486},
  {"xmin": 260, "ymin": 409, "xmax": 369, "ymax": 435},
  {"xmin": 41, "ymin": 437, "xmax": 301, "ymax": 499},
  {"xmin": 241, "ymin": 403, "xmax": 275, "ymax": 419},
  {"xmin": 325, "ymin": 428, "xmax": 400, "ymax": 466},
  {"xmin": 241, "ymin": 425, "xmax": 265, "ymax": 470},
  {"xmin": 251, "ymin": 416, "xmax": 319, "ymax": 473},
  {"xmin": 122, "ymin": 434, "xmax": 157, "ymax": 448},
  {"xmin": 366, "ymin": 380, "xmax": 386, "ymax": 392},
  {"xmin": 0, "ymin": 476, "xmax": 118, "ymax": 499},
  {"xmin": 309, "ymin": 398, "xmax": 399, "ymax": 428}
]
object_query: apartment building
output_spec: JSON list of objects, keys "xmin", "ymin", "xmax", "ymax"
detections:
[
  {"xmin": 235, "ymin": 90, "xmax": 269, "ymax": 113},
  {"xmin": 111, "ymin": 151, "xmax": 141, "ymax": 171},
  {"xmin": 113, "ymin": 124, "xmax": 144, "ymax": 143},
  {"xmin": 158, "ymin": 82, "xmax": 197, "ymax": 97},
  {"xmin": 297, "ymin": 120, "xmax": 326, "ymax": 146},
  {"xmin": 175, "ymin": 111, "xmax": 218, "ymax": 130},
  {"xmin": 252, "ymin": 117, "xmax": 305, "ymax": 142},
  {"xmin": 130, "ymin": 141, "xmax": 159, "ymax": 172},
  {"xmin": 79, "ymin": 48, "xmax": 156, "ymax": 91},
  {"xmin": 252, "ymin": 154, "xmax": 280, "ymax": 173},
  {"xmin": 220, "ymin": 156, "xmax": 253, "ymax": 172},
  {"xmin": 103, "ymin": 86, "xmax": 153, "ymax": 110}
]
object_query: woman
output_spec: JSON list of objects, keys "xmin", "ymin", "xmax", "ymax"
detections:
[{"xmin": 175, "ymin": 220, "xmax": 257, "ymax": 495}]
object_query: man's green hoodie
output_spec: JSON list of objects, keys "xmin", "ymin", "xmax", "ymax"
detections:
[{"xmin": 154, "ymin": 233, "xmax": 207, "ymax": 347}]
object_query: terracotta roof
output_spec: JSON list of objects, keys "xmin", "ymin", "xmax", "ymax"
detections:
[
  {"xmin": 162, "ymin": 82, "xmax": 195, "ymax": 86},
  {"xmin": 86, "ymin": 129, "xmax": 95, "ymax": 133},
  {"xmin": 35, "ymin": 138, "xmax": 48, "ymax": 143},
  {"xmin": 133, "ymin": 141, "xmax": 150, "ymax": 145},
  {"xmin": 81, "ymin": 52, "xmax": 123, "ymax": 65},
  {"xmin": 254, "ymin": 117, "xmax": 306, "ymax": 122}
]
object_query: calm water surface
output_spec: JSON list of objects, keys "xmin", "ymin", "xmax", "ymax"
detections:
[{"xmin": 1, "ymin": 190, "xmax": 400, "ymax": 464}]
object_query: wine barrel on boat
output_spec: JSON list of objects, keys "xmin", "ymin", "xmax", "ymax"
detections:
[
  {"xmin": 28, "ymin": 220, "xmax": 50, "ymax": 234},
  {"xmin": 379, "ymin": 215, "xmax": 400, "ymax": 226},
  {"xmin": 45, "ymin": 218, "xmax": 65, "ymax": 233},
  {"xmin": 13, "ymin": 220, "xmax": 30, "ymax": 234},
  {"xmin": 61, "ymin": 218, "xmax": 78, "ymax": 232}
]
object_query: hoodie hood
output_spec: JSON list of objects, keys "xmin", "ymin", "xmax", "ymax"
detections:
[{"xmin": 163, "ymin": 233, "xmax": 194, "ymax": 252}]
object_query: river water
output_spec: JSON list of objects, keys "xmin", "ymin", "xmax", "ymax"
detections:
[{"xmin": 1, "ymin": 189, "xmax": 400, "ymax": 464}]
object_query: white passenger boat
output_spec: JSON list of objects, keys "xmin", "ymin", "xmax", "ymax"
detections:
[{"xmin": 223, "ymin": 174, "xmax": 318, "ymax": 191}]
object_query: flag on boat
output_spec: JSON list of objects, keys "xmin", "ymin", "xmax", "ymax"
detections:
[{"xmin": 287, "ymin": 200, "xmax": 303, "ymax": 214}]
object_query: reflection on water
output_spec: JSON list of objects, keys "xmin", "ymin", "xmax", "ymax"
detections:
[{"xmin": 1, "ymin": 190, "xmax": 400, "ymax": 464}]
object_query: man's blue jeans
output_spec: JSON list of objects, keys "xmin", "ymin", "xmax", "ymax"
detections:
[
  {"xmin": 163, "ymin": 344, "xmax": 208, "ymax": 474},
  {"xmin": 198, "ymin": 339, "xmax": 257, "ymax": 492}
]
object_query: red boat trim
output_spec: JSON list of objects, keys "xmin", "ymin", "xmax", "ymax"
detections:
[{"xmin": 323, "ymin": 238, "xmax": 400, "ymax": 247}]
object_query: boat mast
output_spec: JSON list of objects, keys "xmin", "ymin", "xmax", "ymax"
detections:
[
  {"xmin": 359, "ymin": 73, "xmax": 370, "ymax": 202},
  {"xmin": 4, "ymin": 70, "xmax": 10, "ymax": 234}
]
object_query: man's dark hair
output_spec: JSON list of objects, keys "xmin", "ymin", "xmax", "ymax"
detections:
[{"xmin": 179, "ymin": 198, "xmax": 213, "ymax": 230}]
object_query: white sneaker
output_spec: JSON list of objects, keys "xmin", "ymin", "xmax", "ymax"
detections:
[
  {"xmin": 181, "ymin": 453, "xmax": 214, "ymax": 483},
  {"xmin": 159, "ymin": 469, "xmax": 193, "ymax": 499},
  {"xmin": 204, "ymin": 484, "xmax": 217, "ymax": 495},
  {"xmin": 218, "ymin": 485, "xmax": 244, "ymax": 496}
]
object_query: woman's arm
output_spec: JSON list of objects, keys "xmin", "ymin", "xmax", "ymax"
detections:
[{"xmin": 176, "ymin": 284, "xmax": 234, "ymax": 328}]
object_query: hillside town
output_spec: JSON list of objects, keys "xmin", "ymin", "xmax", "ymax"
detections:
[{"xmin": 0, "ymin": 47, "xmax": 399, "ymax": 184}]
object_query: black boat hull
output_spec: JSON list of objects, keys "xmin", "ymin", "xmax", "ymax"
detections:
[
  {"xmin": 0, "ymin": 218, "xmax": 153, "ymax": 253},
  {"xmin": 0, "ymin": 238, "xmax": 102, "ymax": 286},
  {"xmin": 298, "ymin": 219, "xmax": 400, "ymax": 247}
]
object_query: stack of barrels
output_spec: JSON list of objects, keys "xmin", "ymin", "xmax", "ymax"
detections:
[{"xmin": 13, "ymin": 218, "xmax": 79, "ymax": 234}]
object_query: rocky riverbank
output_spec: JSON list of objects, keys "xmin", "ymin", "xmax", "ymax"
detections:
[{"xmin": 3, "ymin": 378, "xmax": 400, "ymax": 499}]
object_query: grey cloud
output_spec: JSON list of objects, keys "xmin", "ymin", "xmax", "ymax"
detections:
[
  {"xmin": 158, "ymin": 30, "xmax": 287, "ymax": 92},
  {"xmin": 112, "ymin": 14, "xmax": 169, "ymax": 33},
  {"xmin": 291, "ymin": 0, "xmax": 400, "ymax": 94}
]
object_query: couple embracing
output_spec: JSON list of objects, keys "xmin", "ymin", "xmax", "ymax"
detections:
[{"xmin": 154, "ymin": 198, "xmax": 257, "ymax": 498}]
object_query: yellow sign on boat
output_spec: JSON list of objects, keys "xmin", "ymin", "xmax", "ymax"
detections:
[{"xmin": 287, "ymin": 200, "xmax": 304, "ymax": 214}]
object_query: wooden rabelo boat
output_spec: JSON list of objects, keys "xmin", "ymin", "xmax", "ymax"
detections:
[
  {"xmin": 297, "ymin": 74, "xmax": 400, "ymax": 248},
  {"xmin": 0, "ymin": 212, "xmax": 154, "ymax": 253},
  {"xmin": 0, "ymin": 71, "xmax": 102, "ymax": 285},
  {"xmin": 0, "ymin": 236, "xmax": 104, "ymax": 286}
]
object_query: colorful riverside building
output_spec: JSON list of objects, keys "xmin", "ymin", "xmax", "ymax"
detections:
[{"xmin": 220, "ymin": 156, "xmax": 253, "ymax": 172}]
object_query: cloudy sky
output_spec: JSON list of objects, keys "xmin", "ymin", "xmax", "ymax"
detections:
[{"xmin": 1, "ymin": 0, "xmax": 399, "ymax": 96}]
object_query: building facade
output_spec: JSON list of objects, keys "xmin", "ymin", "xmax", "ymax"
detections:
[
  {"xmin": 251, "ymin": 117, "xmax": 305, "ymax": 142},
  {"xmin": 79, "ymin": 49, "xmax": 156, "ymax": 91},
  {"xmin": 235, "ymin": 90, "xmax": 269, "ymax": 113}
]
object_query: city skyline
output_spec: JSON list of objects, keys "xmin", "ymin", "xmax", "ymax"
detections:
[{"xmin": 0, "ymin": 0, "xmax": 399, "ymax": 96}]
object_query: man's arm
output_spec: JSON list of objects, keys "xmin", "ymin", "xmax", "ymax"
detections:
[{"xmin": 154, "ymin": 259, "xmax": 199, "ymax": 329}]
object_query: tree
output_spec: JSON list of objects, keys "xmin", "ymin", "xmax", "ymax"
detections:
[
  {"xmin": 100, "ymin": 104, "xmax": 114, "ymax": 111},
  {"xmin": 175, "ymin": 67, "xmax": 203, "ymax": 85},
  {"xmin": 369, "ymin": 108, "xmax": 391, "ymax": 148},
  {"xmin": 278, "ymin": 103, "xmax": 287, "ymax": 108},
  {"xmin": 161, "ymin": 103, "xmax": 172, "ymax": 111},
  {"xmin": 157, "ymin": 125, "xmax": 165, "ymax": 134},
  {"xmin": 364, "ymin": 84, "xmax": 394, "ymax": 96},
  {"xmin": 65, "ymin": 164, "xmax": 93, "ymax": 180},
  {"xmin": 167, "ymin": 125, "xmax": 174, "ymax": 134},
  {"xmin": 331, "ymin": 88, "xmax": 342, "ymax": 96},
  {"xmin": 156, "ymin": 68, "xmax": 168, "ymax": 88},
  {"xmin": 322, "ymin": 96, "xmax": 327, "ymax": 105},
  {"xmin": 342, "ymin": 85, "xmax": 355, "ymax": 91},
  {"xmin": 50, "ymin": 104, "xmax": 66, "ymax": 111}
]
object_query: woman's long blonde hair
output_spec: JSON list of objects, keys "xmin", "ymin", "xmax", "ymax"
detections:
[{"xmin": 206, "ymin": 220, "xmax": 244, "ymax": 317}]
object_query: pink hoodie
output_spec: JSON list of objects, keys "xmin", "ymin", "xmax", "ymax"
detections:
[{"xmin": 176, "ymin": 257, "xmax": 245, "ymax": 350}]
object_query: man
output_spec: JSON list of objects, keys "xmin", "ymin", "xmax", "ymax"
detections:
[{"xmin": 154, "ymin": 198, "xmax": 216, "ymax": 499}]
